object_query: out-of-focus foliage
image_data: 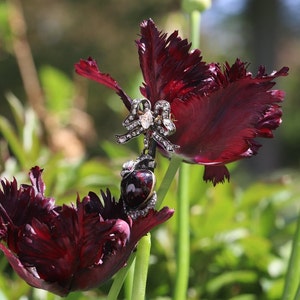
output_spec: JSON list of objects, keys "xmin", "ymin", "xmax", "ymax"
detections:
[
  {"xmin": 0, "ymin": 0, "xmax": 300, "ymax": 299},
  {"xmin": 0, "ymin": 93, "xmax": 121, "ymax": 202},
  {"xmin": 147, "ymin": 162, "xmax": 300, "ymax": 299},
  {"xmin": 40, "ymin": 65, "xmax": 74, "ymax": 116}
]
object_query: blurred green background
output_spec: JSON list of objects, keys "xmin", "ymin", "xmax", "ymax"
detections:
[{"xmin": 0, "ymin": 0, "xmax": 300, "ymax": 299}]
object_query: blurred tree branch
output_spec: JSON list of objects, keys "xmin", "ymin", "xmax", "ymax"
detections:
[
  {"xmin": 7, "ymin": 0, "xmax": 88, "ymax": 159},
  {"xmin": 7, "ymin": 0, "xmax": 45, "ymax": 119}
]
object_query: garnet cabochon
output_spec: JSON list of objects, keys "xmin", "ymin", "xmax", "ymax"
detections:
[{"xmin": 121, "ymin": 170, "xmax": 156, "ymax": 209}]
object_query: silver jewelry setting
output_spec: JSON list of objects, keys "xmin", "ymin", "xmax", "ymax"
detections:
[{"xmin": 116, "ymin": 99, "xmax": 179, "ymax": 152}]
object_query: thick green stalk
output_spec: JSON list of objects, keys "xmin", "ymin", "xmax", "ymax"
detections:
[
  {"xmin": 156, "ymin": 155, "xmax": 182, "ymax": 208},
  {"xmin": 124, "ymin": 257, "xmax": 135, "ymax": 300},
  {"xmin": 108, "ymin": 9, "xmax": 203, "ymax": 300},
  {"xmin": 294, "ymin": 284, "xmax": 300, "ymax": 300},
  {"xmin": 282, "ymin": 213, "xmax": 300, "ymax": 300},
  {"xmin": 107, "ymin": 254, "xmax": 136, "ymax": 300},
  {"xmin": 131, "ymin": 234, "xmax": 151, "ymax": 300},
  {"xmin": 173, "ymin": 9, "xmax": 201, "ymax": 299},
  {"xmin": 173, "ymin": 162, "xmax": 190, "ymax": 300},
  {"xmin": 190, "ymin": 10, "xmax": 201, "ymax": 49},
  {"xmin": 107, "ymin": 154, "xmax": 181, "ymax": 300}
]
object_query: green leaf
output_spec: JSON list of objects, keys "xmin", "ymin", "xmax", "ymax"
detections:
[
  {"xmin": 6, "ymin": 93, "xmax": 25, "ymax": 135},
  {"xmin": 39, "ymin": 65, "xmax": 74, "ymax": 116},
  {"xmin": 282, "ymin": 212, "xmax": 300, "ymax": 300},
  {"xmin": 0, "ymin": 2, "xmax": 11, "ymax": 50},
  {"xmin": 241, "ymin": 182, "xmax": 283, "ymax": 208},
  {"xmin": 206, "ymin": 270, "xmax": 258, "ymax": 295},
  {"xmin": 101, "ymin": 140, "xmax": 133, "ymax": 159},
  {"xmin": 22, "ymin": 108, "xmax": 42, "ymax": 161},
  {"xmin": 0, "ymin": 116, "xmax": 26, "ymax": 168}
]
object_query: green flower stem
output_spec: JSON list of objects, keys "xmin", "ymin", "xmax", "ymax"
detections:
[
  {"xmin": 190, "ymin": 10, "xmax": 201, "ymax": 49},
  {"xmin": 123, "ymin": 156, "xmax": 181, "ymax": 300},
  {"xmin": 108, "ymin": 156, "xmax": 181, "ymax": 299},
  {"xmin": 174, "ymin": 10, "xmax": 201, "ymax": 300},
  {"xmin": 108, "ymin": 8, "xmax": 203, "ymax": 299},
  {"xmin": 156, "ymin": 155, "xmax": 182, "ymax": 208},
  {"xmin": 124, "ymin": 257, "xmax": 136, "ymax": 300},
  {"xmin": 107, "ymin": 254, "xmax": 136, "ymax": 300},
  {"xmin": 131, "ymin": 234, "xmax": 151, "ymax": 300},
  {"xmin": 173, "ymin": 162, "xmax": 191, "ymax": 300},
  {"xmin": 294, "ymin": 284, "xmax": 300, "ymax": 300},
  {"xmin": 173, "ymin": 9, "xmax": 201, "ymax": 300},
  {"xmin": 282, "ymin": 212, "xmax": 300, "ymax": 300}
]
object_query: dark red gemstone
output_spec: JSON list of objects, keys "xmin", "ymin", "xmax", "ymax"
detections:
[{"xmin": 121, "ymin": 170, "xmax": 155, "ymax": 209}]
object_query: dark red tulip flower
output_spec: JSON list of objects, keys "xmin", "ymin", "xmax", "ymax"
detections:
[
  {"xmin": 0, "ymin": 167, "xmax": 173, "ymax": 296},
  {"xmin": 75, "ymin": 19, "xmax": 289, "ymax": 185}
]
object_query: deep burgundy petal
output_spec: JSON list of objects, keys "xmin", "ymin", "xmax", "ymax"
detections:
[
  {"xmin": 137, "ymin": 19, "xmax": 211, "ymax": 104},
  {"xmin": 74, "ymin": 57, "xmax": 132, "ymax": 110},
  {"xmin": 137, "ymin": 25, "xmax": 288, "ymax": 184},
  {"xmin": 71, "ymin": 207, "xmax": 174, "ymax": 291},
  {"xmin": 166, "ymin": 60, "xmax": 288, "ymax": 183},
  {"xmin": 1, "ymin": 168, "xmax": 174, "ymax": 295},
  {"xmin": 203, "ymin": 165, "xmax": 230, "ymax": 186},
  {"xmin": 86, "ymin": 189, "xmax": 129, "ymax": 221},
  {"xmin": 74, "ymin": 20, "xmax": 288, "ymax": 184},
  {"xmin": 16, "ymin": 195, "xmax": 130, "ymax": 289},
  {"xmin": 0, "ymin": 243, "xmax": 69, "ymax": 297},
  {"xmin": 0, "ymin": 168, "xmax": 55, "ymax": 233},
  {"xmin": 29, "ymin": 166, "xmax": 46, "ymax": 195}
]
